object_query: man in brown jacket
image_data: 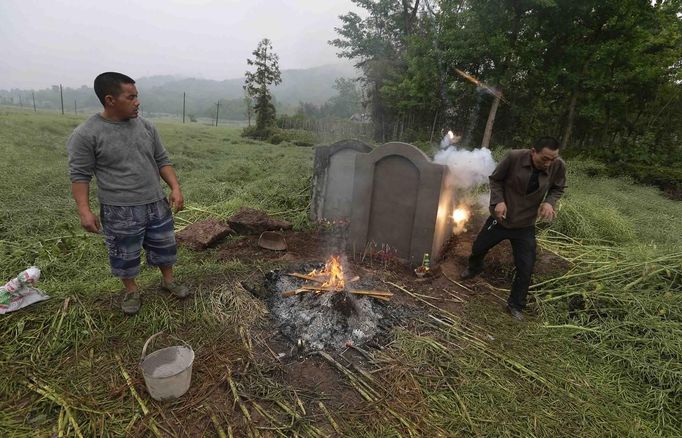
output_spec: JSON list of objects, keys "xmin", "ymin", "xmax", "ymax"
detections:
[{"xmin": 460, "ymin": 136, "xmax": 567, "ymax": 320}]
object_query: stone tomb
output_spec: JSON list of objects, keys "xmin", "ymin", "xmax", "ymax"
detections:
[
  {"xmin": 310, "ymin": 139, "xmax": 373, "ymax": 222},
  {"xmin": 349, "ymin": 142, "xmax": 454, "ymax": 264}
]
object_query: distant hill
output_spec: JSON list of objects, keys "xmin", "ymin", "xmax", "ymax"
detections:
[
  {"xmin": 0, "ymin": 63, "xmax": 359, "ymax": 120},
  {"xmin": 138, "ymin": 63, "xmax": 357, "ymax": 104}
]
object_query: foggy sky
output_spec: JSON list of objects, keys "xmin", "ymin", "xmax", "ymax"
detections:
[{"xmin": 0, "ymin": 0, "xmax": 360, "ymax": 90}]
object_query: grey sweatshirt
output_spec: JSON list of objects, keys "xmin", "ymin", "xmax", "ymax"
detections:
[{"xmin": 67, "ymin": 114, "xmax": 172, "ymax": 206}]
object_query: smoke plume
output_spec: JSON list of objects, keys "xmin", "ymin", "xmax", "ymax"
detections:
[{"xmin": 434, "ymin": 143, "xmax": 497, "ymax": 191}]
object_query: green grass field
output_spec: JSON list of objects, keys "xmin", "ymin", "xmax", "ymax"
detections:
[{"xmin": 1, "ymin": 107, "xmax": 680, "ymax": 437}]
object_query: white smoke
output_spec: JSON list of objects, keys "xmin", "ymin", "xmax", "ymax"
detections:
[
  {"xmin": 434, "ymin": 142, "xmax": 497, "ymax": 190},
  {"xmin": 440, "ymin": 130, "xmax": 462, "ymax": 149},
  {"xmin": 433, "ymin": 135, "xmax": 498, "ymax": 234}
]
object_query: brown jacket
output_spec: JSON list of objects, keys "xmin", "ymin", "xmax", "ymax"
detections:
[{"xmin": 489, "ymin": 149, "xmax": 567, "ymax": 229}]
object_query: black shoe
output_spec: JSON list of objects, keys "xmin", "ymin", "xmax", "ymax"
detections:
[
  {"xmin": 506, "ymin": 305, "xmax": 524, "ymax": 321},
  {"xmin": 460, "ymin": 267, "xmax": 480, "ymax": 280}
]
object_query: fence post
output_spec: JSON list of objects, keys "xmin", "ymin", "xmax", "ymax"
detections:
[
  {"xmin": 182, "ymin": 92, "xmax": 186, "ymax": 123},
  {"xmin": 60, "ymin": 84, "xmax": 64, "ymax": 115},
  {"xmin": 215, "ymin": 101, "xmax": 220, "ymax": 126},
  {"xmin": 32, "ymin": 92, "xmax": 36, "ymax": 112}
]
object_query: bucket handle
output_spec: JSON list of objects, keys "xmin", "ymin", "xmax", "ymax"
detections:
[{"xmin": 140, "ymin": 331, "xmax": 193, "ymax": 363}]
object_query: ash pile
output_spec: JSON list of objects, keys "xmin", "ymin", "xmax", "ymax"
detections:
[{"xmin": 264, "ymin": 263, "xmax": 403, "ymax": 352}]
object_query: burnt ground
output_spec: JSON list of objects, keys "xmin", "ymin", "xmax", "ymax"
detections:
[{"xmin": 196, "ymin": 216, "xmax": 570, "ymax": 419}]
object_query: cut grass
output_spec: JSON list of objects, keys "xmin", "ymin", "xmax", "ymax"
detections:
[{"xmin": 1, "ymin": 106, "xmax": 680, "ymax": 436}]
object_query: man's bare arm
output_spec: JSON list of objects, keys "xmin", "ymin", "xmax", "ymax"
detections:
[
  {"xmin": 71, "ymin": 181, "xmax": 100, "ymax": 233},
  {"xmin": 159, "ymin": 165, "xmax": 184, "ymax": 212}
]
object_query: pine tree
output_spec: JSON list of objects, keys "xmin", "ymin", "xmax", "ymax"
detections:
[{"xmin": 244, "ymin": 39, "xmax": 282, "ymax": 136}]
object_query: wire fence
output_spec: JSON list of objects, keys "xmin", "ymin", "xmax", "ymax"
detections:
[{"xmin": 277, "ymin": 117, "xmax": 374, "ymax": 143}]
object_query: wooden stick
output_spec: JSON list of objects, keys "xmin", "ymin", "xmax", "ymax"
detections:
[
  {"xmin": 300, "ymin": 285, "xmax": 342, "ymax": 292},
  {"xmin": 281, "ymin": 288, "xmax": 310, "ymax": 297},
  {"xmin": 349, "ymin": 290, "xmax": 393, "ymax": 297},
  {"xmin": 289, "ymin": 286, "xmax": 393, "ymax": 300},
  {"xmin": 285, "ymin": 273, "xmax": 326, "ymax": 283}
]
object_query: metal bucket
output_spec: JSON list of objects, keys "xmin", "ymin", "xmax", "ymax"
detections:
[{"xmin": 139, "ymin": 332, "xmax": 194, "ymax": 401}]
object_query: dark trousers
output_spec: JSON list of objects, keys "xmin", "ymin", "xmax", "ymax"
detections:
[{"xmin": 468, "ymin": 216, "xmax": 536, "ymax": 310}]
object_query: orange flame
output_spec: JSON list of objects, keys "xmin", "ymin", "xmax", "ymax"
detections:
[{"xmin": 309, "ymin": 256, "xmax": 346, "ymax": 290}]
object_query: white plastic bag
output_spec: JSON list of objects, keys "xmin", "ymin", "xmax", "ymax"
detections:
[{"xmin": 0, "ymin": 266, "xmax": 50, "ymax": 314}]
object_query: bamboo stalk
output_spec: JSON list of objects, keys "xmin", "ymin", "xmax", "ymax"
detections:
[
  {"xmin": 317, "ymin": 351, "xmax": 380, "ymax": 401},
  {"xmin": 226, "ymin": 369, "xmax": 257, "ymax": 436},
  {"xmin": 210, "ymin": 411, "xmax": 228, "ymax": 438},
  {"xmin": 251, "ymin": 401, "xmax": 286, "ymax": 429},
  {"xmin": 57, "ymin": 407, "xmax": 65, "ymax": 437},
  {"xmin": 293, "ymin": 390, "xmax": 306, "ymax": 415},
  {"xmin": 441, "ymin": 288, "xmax": 465, "ymax": 303},
  {"xmin": 24, "ymin": 380, "xmax": 84, "ymax": 438},
  {"xmin": 115, "ymin": 355, "xmax": 149, "ymax": 415},
  {"xmin": 115, "ymin": 355, "xmax": 163, "ymax": 438},
  {"xmin": 318, "ymin": 401, "xmax": 341, "ymax": 434}
]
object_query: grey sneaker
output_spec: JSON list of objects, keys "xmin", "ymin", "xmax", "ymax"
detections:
[
  {"xmin": 506, "ymin": 305, "xmax": 524, "ymax": 321},
  {"xmin": 121, "ymin": 291, "xmax": 141, "ymax": 315},
  {"xmin": 161, "ymin": 281, "xmax": 191, "ymax": 298}
]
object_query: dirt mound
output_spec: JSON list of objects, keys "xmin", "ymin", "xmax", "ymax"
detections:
[
  {"xmin": 227, "ymin": 207, "xmax": 293, "ymax": 234},
  {"xmin": 176, "ymin": 218, "xmax": 233, "ymax": 250}
]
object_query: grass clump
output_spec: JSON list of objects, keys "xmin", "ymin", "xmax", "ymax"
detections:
[{"xmin": 552, "ymin": 194, "xmax": 636, "ymax": 243}]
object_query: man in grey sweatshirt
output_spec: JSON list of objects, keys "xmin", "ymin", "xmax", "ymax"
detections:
[{"xmin": 67, "ymin": 72, "xmax": 188, "ymax": 315}]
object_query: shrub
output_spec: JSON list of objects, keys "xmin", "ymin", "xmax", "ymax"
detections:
[
  {"xmin": 269, "ymin": 133, "xmax": 283, "ymax": 144},
  {"xmin": 242, "ymin": 125, "xmax": 273, "ymax": 140},
  {"xmin": 243, "ymin": 126, "xmax": 317, "ymax": 146}
]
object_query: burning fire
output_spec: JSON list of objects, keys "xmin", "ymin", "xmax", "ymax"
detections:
[
  {"xmin": 308, "ymin": 255, "xmax": 345, "ymax": 290},
  {"xmin": 285, "ymin": 257, "xmax": 393, "ymax": 301}
]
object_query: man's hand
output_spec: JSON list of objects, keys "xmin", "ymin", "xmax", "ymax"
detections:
[
  {"xmin": 494, "ymin": 202, "xmax": 507, "ymax": 220},
  {"xmin": 168, "ymin": 188, "xmax": 184, "ymax": 213},
  {"xmin": 538, "ymin": 202, "xmax": 556, "ymax": 221},
  {"xmin": 79, "ymin": 209, "xmax": 101, "ymax": 233}
]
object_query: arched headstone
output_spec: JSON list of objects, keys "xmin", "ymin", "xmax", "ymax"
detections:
[
  {"xmin": 310, "ymin": 139, "xmax": 372, "ymax": 221},
  {"xmin": 350, "ymin": 142, "xmax": 454, "ymax": 265}
]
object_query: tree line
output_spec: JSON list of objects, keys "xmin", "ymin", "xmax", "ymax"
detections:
[
  {"xmin": 331, "ymin": 0, "xmax": 682, "ymax": 165},
  {"xmin": 0, "ymin": 65, "xmax": 359, "ymax": 123}
]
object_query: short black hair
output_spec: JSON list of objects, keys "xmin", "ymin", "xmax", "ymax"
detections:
[
  {"xmin": 94, "ymin": 72, "xmax": 135, "ymax": 106},
  {"xmin": 533, "ymin": 136, "xmax": 560, "ymax": 152}
]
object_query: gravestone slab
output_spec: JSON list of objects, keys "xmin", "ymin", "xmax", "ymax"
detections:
[
  {"xmin": 310, "ymin": 140, "xmax": 372, "ymax": 222},
  {"xmin": 349, "ymin": 142, "xmax": 454, "ymax": 265}
]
